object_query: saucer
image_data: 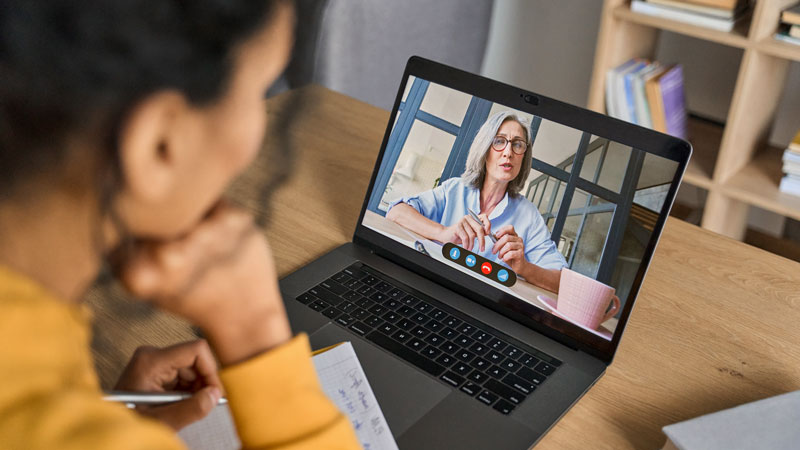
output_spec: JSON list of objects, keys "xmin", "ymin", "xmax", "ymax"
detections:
[{"xmin": 537, "ymin": 295, "xmax": 613, "ymax": 340}]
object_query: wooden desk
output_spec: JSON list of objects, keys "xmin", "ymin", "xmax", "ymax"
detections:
[{"xmin": 88, "ymin": 86, "xmax": 800, "ymax": 449}]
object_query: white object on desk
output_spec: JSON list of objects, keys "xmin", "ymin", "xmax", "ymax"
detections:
[{"xmin": 661, "ymin": 390, "xmax": 800, "ymax": 450}]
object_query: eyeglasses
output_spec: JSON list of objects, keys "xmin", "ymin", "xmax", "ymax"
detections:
[{"xmin": 491, "ymin": 136, "xmax": 527, "ymax": 155}]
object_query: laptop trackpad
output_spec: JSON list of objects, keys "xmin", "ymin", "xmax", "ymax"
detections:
[{"xmin": 308, "ymin": 324, "xmax": 450, "ymax": 437}]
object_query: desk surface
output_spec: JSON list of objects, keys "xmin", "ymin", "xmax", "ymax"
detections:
[{"xmin": 88, "ymin": 86, "xmax": 800, "ymax": 449}]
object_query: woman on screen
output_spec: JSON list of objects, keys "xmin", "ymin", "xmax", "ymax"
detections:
[{"xmin": 386, "ymin": 111, "xmax": 566, "ymax": 292}]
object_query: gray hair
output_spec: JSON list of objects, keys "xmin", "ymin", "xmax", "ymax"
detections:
[{"xmin": 461, "ymin": 111, "xmax": 533, "ymax": 196}]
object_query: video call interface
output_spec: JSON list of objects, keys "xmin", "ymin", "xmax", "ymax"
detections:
[{"xmin": 363, "ymin": 76, "xmax": 680, "ymax": 340}]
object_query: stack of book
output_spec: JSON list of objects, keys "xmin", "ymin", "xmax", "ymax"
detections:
[
  {"xmin": 605, "ymin": 59, "xmax": 688, "ymax": 140},
  {"xmin": 630, "ymin": 0, "xmax": 751, "ymax": 32},
  {"xmin": 780, "ymin": 130, "xmax": 800, "ymax": 197},
  {"xmin": 776, "ymin": 2, "xmax": 800, "ymax": 45}
]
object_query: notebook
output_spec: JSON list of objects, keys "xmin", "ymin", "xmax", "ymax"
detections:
[{"xmin": 178, "ymin": 342, "xmax": 397, "ymax": 450}]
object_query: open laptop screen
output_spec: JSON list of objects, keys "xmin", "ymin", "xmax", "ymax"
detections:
[{"xmin": 360, "ymin": 73, "xmax": 683, "ymax": 348}]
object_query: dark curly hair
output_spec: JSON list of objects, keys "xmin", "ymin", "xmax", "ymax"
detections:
[{"xmin": 0, "ymin": 0, "xmax": 281, "ymax": 199}]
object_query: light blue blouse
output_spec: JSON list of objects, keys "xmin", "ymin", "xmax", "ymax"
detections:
[{"xmin": 389, "ymin": 177, "xmax": 567, "ymax": 271}]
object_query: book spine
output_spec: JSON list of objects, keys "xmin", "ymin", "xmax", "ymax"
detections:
[
  {"xmin": 646, "ymin": 77, "xmax": 667, "ymax": 133},
  {"xmin": 633, "ymin": 71, "xmax": 653, "ymax": 128},
  {"xmin": 783, "ymin": 163, "xmax": 800, "ymax": 175},
  {"xmin": 606, "ymin": 58, "xmax": 638, "ymax": 120},
  {"xmin": 659, "ymin": 65, "xmax": 688, "ymax": 140},
  {"xmin": 790, "ymin": 130, "xmax": 800, "ymax": 152},
  {"xmin": 605, "ymin": 68, "xmax": 618, "ymax": 118},
  {"xmin": 781, "ymin": 7, "xmax": 800, "ymax": 26},
  {"xmin": 780, "ymin": 176, "xmax": 800, "ymax": 196},
  {"xmin": 783, "ymin": 149, "xmax": 800, "ymax": 164},
  {"xmin": 624, "ymin": 70, "xmax": 640, "ymax": 125},
  {"xmin": 647, "ymin": 0, "xmax": 738, "ymax": 19},
  {"xmin": 631, "ymin": 0, "xmax": 736, "ymax": 32},
  {"xmin": 683, "ymin": 0, "xmax": 743, "ymax": 10},
  {"xmin": 615, "ymin": 66, "xmax": 630, "ymax": 122}
]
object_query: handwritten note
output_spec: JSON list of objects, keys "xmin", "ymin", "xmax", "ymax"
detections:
[
  {"xmin": 312, "ymin": 342, "xmax": 398, "ymax": 450},
  {"xmin": 178, "ymin": 342, "xmax": 397, "ymax": 450}
]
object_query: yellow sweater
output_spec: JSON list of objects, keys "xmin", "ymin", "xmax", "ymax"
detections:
[{"xmin": 0, "ymin": 266, "xmax": 361, "ymax": 449}]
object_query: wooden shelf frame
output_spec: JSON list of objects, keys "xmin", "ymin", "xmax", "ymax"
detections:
[
  {"xmin": 721, "ymin": 145, "xmax": 800, "ymax": 222},
  {"xmin": 589, "ymin": 0, "xmax": 800, "ymax": 241},
  {"xmin": 612, "ymin": 4, "xmax": 752, "ymax": 48},
  {"xmin": 683, "ymin": 118, "xmax": 722, "ymax": 189},
  {"xmin": 756, "ymin": 37, "xmax": 800, "ymax": 62}
]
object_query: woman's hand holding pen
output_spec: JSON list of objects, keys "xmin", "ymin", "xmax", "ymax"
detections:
[
  {"xmin": 492, "ymin": 225, "xmax": 527, "ymax": 273},
  {"xmin": 492, "ymin": 226, "xmax": 562, "ymax": 292},
  {"xmin": 114, "ymin": 340, "xmax": 223, "ymax": 430},
  {"xmin": 437, "ymin": 213, "xmax": 492, "ymax": 252},
  {"xmin": 115, "ymin": 202, "xmax": 292, "ymax": 367}
]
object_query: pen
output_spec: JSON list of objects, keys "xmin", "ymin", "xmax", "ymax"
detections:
[
  {"xmin": 103, "ymin": 390, "xmax": 227, "ymax": 409},
  {"xmin": 466, "ymin": 208, "xmax": 498, "ymax": 243}
]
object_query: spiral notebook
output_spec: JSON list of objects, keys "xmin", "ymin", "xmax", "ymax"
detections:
[{"xmin": 178, "ymin": 341, "xmax": 397, "ymax": 450}]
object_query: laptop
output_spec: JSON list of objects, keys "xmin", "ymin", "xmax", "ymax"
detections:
[{"xmin": 279, "ymin": 56, "xmax": 691, "ymax": 448}]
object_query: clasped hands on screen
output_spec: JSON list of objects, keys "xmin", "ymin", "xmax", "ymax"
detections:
[{"xmin": 436, "ymin": 214, "xmax": 527, "ymax": 273}]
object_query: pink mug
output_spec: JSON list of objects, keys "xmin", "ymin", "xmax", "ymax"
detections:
[{"xmin": 556, "ymin": 268, "xmax": 620, "ymax": 330}]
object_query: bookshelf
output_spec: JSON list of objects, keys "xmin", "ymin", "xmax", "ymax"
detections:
[{"xmin": 588, "ymin": 0, "xmax": 800, "ymax": 240}]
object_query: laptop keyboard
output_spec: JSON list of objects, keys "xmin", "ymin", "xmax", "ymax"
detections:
[{"xmin": 295, "ymin": 262, "xmax": 561, "ymax": 415}]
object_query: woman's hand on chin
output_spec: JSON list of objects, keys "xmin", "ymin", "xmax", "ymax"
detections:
[{"xmin": 113, "ymin": 202, "xmax": 292, "ymax": 365}]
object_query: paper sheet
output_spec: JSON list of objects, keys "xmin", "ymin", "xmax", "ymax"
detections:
[
  {"xmin": 312, "ymin": 342, "xmax": 398, "ymax": 450},
  {"xmin": 177, "ymin": 342, "xmax": 397, "ymax": 450},
  {"xmin": 177, "ymin": 403, "xmax": 240, "ymax": 449}
]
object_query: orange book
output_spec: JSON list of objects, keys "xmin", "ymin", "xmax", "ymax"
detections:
[
  {"xmin": 645, "ymin": 65, "xmax": 671, "ymax": 133},
  {"xmin": 789, "ymin": 129, "xmax": 800, "ymax": 153},
  {"xmin": 784, "ymin": 4, "xmax": 800, "ymax": 27},
  {"xmin": 680, "ymin": 0, "xmax": 747, "ymax": 10}
]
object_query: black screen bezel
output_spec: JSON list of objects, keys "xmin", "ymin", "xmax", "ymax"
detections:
[{"xmin": 352, "ymin": 56, "xmax": 691, "ymax": 363}]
